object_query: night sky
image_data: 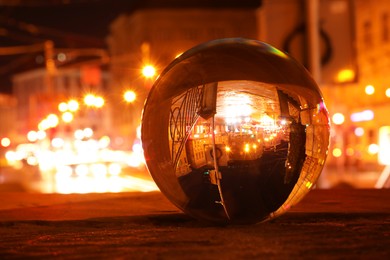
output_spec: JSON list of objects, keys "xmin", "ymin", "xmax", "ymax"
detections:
[
  {"xmin": 0, "ymin": 0, "xmax": 261, "ymax": 93},
  {"xmin": 0, "ymin": 0, "xmax": 140, "ymax": 93}
]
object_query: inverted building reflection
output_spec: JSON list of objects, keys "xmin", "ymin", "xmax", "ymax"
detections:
[{"xmin": 168, "ymin": 80, "xmax": 327, "ymax": 223}]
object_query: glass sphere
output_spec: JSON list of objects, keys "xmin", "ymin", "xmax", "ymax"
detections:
[{"xmin": 141, "ymin": 38, "xmax": 330, "ymax": 225}]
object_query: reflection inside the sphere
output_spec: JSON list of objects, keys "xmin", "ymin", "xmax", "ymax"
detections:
[{"xmin": 168, "ymin": 80, "xmax": 327, "ymax": 224}]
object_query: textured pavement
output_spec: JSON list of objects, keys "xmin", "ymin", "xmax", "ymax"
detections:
[{"xmin": 0, "ymin": 189, "xmax": 389, "ymax": 259}]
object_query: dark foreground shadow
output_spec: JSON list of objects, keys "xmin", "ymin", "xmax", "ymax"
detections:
[
  {"xmin": 1, "ymin": 211, "xmax": 389, "ymax": 228},
  {"xmin": 0, "ymin": 212, "xmax": 389, "ymax": 259}
]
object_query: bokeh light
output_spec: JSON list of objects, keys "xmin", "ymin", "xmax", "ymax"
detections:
[
  {"xmin": 58, "ymin": 102, "xmax": 68, "ymax": 112},
  {"xmin": 1, "ymin": 137, "xmax": 11, "ymax": 147},
  {"xmin": 142, "ymin": 65, "xmax": 156, "ymax": 78},
  {"xmin": 365, "ymin": 84, "xmax": 375, "ymax": 95},
  {"xmin": 336, "ymin": 68, "xmax": 355, "ymax": 83},
  {"xmin": 332, "ymin": 113, "xmax": 345, "ymax": 125},
  {"xmin": 124, "ymin": 90, "xmax": 136, "ymax": 103},
  {"xmin": 68, "ymin": 99, "xmax": 79, "ymax": 111},
  {"xmin": 368, "ymin": 143, "xmax": 379, "ymax": 155},
  {"xmin": 84, "ymin": 94, "xmax": 95, "ymax": 106},
  {"xmin": 332, "ymin": 148, "xmax": 342, "ymax": 157},
  {"xmin": 354, "ymin": 127, "xmax": 365, "ymax": 136},
  {"xmin": 62, "ymin": 112, "xmax": 74, "ymax": 123},
  {"xmin": 386, "ymin": 88, "xmax": 390, "ymax": 98}
]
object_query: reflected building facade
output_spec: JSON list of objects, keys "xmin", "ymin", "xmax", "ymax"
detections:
[
  {"xmin": 167, "ymin": 80, "xmax": 328, "ymax": 222},
  {"xmin": 141, "ymin": 38, "xmax": 330, "ymax": 223}
]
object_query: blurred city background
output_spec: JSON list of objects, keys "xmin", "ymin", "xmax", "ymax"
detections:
[{"xmin": 0, "ymin": 0, "xmax": 389, "ymax": 193}]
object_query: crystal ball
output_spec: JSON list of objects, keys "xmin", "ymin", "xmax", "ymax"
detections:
[{"xmin": 141, "ymin": 38, "xmax": 330, "ymax": 225}]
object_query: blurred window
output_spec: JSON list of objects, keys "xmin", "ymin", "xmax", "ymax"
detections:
[
  {"xmin": 368, "ymin": 129, "xmax": 376, "ymax": 143},
  {"xmin": 363, "ymin": 21, "xmax": 373, "ymax": 47}
]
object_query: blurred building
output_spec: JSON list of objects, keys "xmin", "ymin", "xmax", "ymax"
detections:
[
  {"xmin": 0, "ymin": 93, "xmax": 16, "ymax": 168},
  {"xmin": 107, "ymin": 2, "xmax": 260, "ymax": 148},
  {"xmin": 320, "ymin": 0, "xmax": 390, "ymax": 170},
  {"xmin": 106, "ymin": 0, "xmax": 390, "ymax": 173},
  {"xmin": 12, "ymin": 65, "xmax": 111, "ymax": 142},
  {"xmin": 5, "ymin": 0, "xmax": 390, "ymax": 176},
  {"xmin": 260, "ymin": 0, "xmax": 390, "ymax": 171},
  {"xmin": 258, "ymin": 0, "xmax": 356, "ymax": 85},
  {"xmin": 0, "ymin": 93, "xmax": 17, "ymax": 138}
]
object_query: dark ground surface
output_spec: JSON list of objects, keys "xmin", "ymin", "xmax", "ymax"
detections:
[{"xmin": 0, "ymin": 189, "xmax": 389, "ymax": 259}]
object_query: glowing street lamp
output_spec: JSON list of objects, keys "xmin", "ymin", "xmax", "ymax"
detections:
[
  {"xmin": 84, "ymin": 94, "xmax": 96, "ymax": 106},
  {"xmin": 124, "ymin": 90, "xmax": 136, "ymax": 103},
  {"xmin": 142, "ymin": 65, "xmax": 156, "ymax": 78}
]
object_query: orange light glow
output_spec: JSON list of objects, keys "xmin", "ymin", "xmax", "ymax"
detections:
[
  {"xmin": 4, "ymin": 127, "xmax": 156, "ymax": 194},
  {"xmin": 62, "ymin": 112, "xmax": 73, "ymax": 123},
  {"xmin": 379, "ymin": 126, "xmax": 390, "ymax": 165},
  {"xmin": 386, "ymin": 88, "xmax": 390, "ymax": 98},
  {"xmin": 346, "ymin": 147, "xmax": 354, "ymax": 156},
  {"xmin": 94, "ymin": 96, "xmax": 104, "ymax": 108},
  {"xmin": 332, "ymin": 148, "xmax": 342, "ymax": 157},
  {"xmin": 84, "ymin": 94, "xmax": 104, "ymax": 108},
  {"xmin": 336, "ymin": 69, "xmax": 355, "ymax": 83},
  {"xmin": 365, "ymin": 85, "xmax": 375, "ymax": 95},
  {"xmin": 354, "ymin": 127, "xmax": 364, "ymax": 136},
  {"xmin": 84, "ymin": 94, "xmax": 95, "ymax": 106},
  {"xmin": 58, "ymin": 102, "xmax": 68, "ymax": 112},
  {"xmin": 27, "ymin": 131, "xmax": 38, "ymax": 142},
  {"xmin": 244, "ymin": 143, "xmax": 250, "ymax": 153},
  {"xmin": 368, "ymin": 143, "xmax": 379, "ymax": 155},
  {"xmin": 1, "ymin": 137, "xmax": 11, "ymax": 147},
  {"xmin": 68, "ymin": 99, "xmax": 79, "ymax": 111},
  {"xmin": 142, "ymin": 65, "xmax": 156, "ymax": 78},
  {"xmin": 332, "ymin": 113, "xmax": 345, "ymax": 125},
  {"xmin": 124, "ymin": 90, "xmax": 136, "ymax": 103}
]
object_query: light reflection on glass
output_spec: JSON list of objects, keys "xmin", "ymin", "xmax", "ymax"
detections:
[{"xmin": 142, "ymin": 38, "xmax": 330, "ymax": 225}]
